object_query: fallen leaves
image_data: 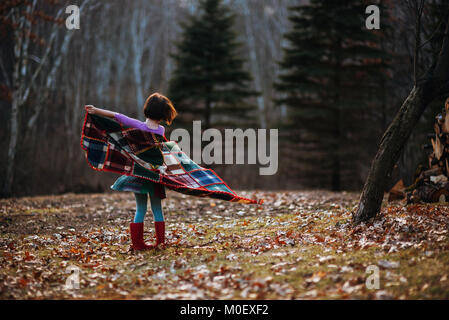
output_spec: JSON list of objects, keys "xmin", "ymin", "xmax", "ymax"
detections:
[
  {"xmin": 305, "ymin": 271, "xmax": 327, "ymax": 284},
  {"xmin": 0, "ymin": 190, "xmax": 449, "ymax": 299},
  {"xmin": 378, "ymin": 260, "xmax": 400, "ymax": 269}
]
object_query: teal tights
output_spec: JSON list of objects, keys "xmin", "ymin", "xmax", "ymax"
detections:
[{"xmin": 134, "ymin": 192, "xmax": 164, "ymax": 223}]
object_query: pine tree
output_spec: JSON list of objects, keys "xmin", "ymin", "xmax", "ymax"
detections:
[
  {"xmin": 168, "ymin": 0, "xmax": 257, "ymax": 129},
  {"xmin": 275, "ymin": 0, "xmax": 389, "ymax": 191}
]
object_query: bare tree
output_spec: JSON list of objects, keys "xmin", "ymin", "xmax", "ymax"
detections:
[
  {"xmin": 129, "ymin": 0, "xmax": 164, "ymax": 114},
  {"xmin": 240, "ymin": 0, "xmax": 266, "ymax": 128},
  {"xmin": 0, "ymin": 0, "xmax": 341, "ymax": 196},
  {"xmin": 2, "ymin": 1, "xmax": 66, "ymax": 195},
  {"xmin": 353, "ymin": 2, "xmax": 449, "ymax": 225}
]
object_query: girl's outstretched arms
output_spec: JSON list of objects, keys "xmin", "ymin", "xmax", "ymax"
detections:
[{"xmin": 85, "ymin": 105, "xmax": 117, "ymax": 118}]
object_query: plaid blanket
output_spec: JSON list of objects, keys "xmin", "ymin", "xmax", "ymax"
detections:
[{"xmin": 80, "ymin": 113, "xmax": 260, "ymax": 204}]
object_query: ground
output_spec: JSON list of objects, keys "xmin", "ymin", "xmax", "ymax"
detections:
[{"xmin": 1, "ymin": 190, "xmax": 449, "ymax": 299}]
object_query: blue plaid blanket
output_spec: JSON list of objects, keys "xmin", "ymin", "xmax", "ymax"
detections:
[{"xmin": 80, "ymin": 113, "xmax": 260, "ymax": 204}]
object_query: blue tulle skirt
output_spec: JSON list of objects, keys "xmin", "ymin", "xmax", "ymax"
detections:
[{"xmin": 111, "ymin": 175, "xmax": 160, "ymax": 195}]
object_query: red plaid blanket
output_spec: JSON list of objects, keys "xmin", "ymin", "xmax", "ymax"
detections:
[{"xmin": 81, "ymin": 112, "xmax": 261, "ymax": 204}]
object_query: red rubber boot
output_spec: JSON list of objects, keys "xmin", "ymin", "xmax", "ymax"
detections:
[
  {"xmin": 154, "ymin": 221, "xmax": 165, "ymax": 248},
  {"xmin": 129, "ymin": 222, "xmax": 153, "ymax": 250}
]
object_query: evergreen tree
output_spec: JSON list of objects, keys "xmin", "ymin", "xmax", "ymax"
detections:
[
  {"xmin": 168, "ymin": 0, "xmax": 257, "ymax": 129},
  {"xmin": 275, "ymin": 0, "xmax": 389, "ymax": 190}
]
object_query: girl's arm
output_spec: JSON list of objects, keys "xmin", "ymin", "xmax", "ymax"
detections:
[
  {"xmin": 85, "ymin": 105, "xmax": 116, "ymax": 118},
  {"xmin": 85, "ymin": 105, "xmax": 147, "ymax": 130}
]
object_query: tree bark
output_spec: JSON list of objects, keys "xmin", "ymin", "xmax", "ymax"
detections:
[
  {"xmin": 205, "ymin": 96, "xmax": 211, "ymax": 130},
  {"xmin": 3, "ymin": 7, "xmax": 25, "ymax": 196},
  {"xmin": 4, "ymin": 97, "xmax": 19, "ymax": 196},
  {"xmin": 353, "ymin": 86, "xmax": 431, "ymax": 224},
  {"xmin": 242, "ymin": 0, "xmax": 266, "ymax": 129},
  {"xmin": 353, "ymin": 13, "xmax": 449, "ymax": 225},
  {"xmin": 130, "ymin": 1, "xmax": 148, "ymax": 114}
]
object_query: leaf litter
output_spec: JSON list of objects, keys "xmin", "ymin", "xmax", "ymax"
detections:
[{"xmin": 1, "ymin": 190, "xmax": 449, "ymax": 299}]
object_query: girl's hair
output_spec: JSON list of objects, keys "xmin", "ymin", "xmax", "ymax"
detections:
[{"xmin": 143, "ymin": 93, "xmax": 177, "ymax": 125}]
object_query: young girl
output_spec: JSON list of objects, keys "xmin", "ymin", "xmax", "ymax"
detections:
[{"xmin": 85, "ymin": 93, "xmax": 177, "ymax": 250}]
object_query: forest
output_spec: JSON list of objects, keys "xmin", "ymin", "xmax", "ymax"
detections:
[
  {"xmin": 1, "ymin": 0, "xmax": 447, "ymax": 197},
  {"xmin": 1, "ymin": 0, "xmax": 449, "ymax": 302}
]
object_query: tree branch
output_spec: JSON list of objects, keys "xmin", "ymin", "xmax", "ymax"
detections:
[
  {"xmin": 0, "ymin": 57, "xmax": 11, "ymax": 88},
  {"xmin": 413, "ymin": 0, "xmax": 425, "ymax": 85}
]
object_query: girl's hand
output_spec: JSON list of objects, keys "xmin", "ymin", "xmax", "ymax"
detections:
[{"xmin": 85, "ymin": 105, "xmax": 97, "ymax": 114}]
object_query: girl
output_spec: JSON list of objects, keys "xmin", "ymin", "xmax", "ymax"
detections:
[{"xmin": 85, "ymin": 93, "xmax": 177, "ymax": 250}]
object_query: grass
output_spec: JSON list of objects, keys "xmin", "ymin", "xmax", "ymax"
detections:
[{"xmin": 0, "ymin": 190, "xmax": 449, "ymax": 299}]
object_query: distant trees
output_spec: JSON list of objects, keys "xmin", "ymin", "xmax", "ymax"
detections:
[
  {"xmin": 0, "ymin": 0, "xmax": 181, "ymax": 196},
  {"xmin": 0, "ymin": 0, "xmax": 79, "ymax": 196},
  {"xmin": 275, "ymin": 0, "xmax": 389, "ymax": 191},
  {"xmin": 1, "ymin": 0, "xmax": 446, "ymax": 197},
  {"xmin": 168, "ymin": 0, "xmax": 257, "ymax": 129}
]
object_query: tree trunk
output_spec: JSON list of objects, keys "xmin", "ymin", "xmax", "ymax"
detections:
[
  {"xmin": 205, "ymin": 97, "xmax": 211, "ymax": 129},
  {"xmin": 130, "ymin": 1, "xmax": 148, "ymax": 114},
  {"xmin": 133, "ymin": 55, "xmax": 145, "ymax": 111},
  {"xmin": 3, "ymin": 98, "xmax": 19, "ymax": 196},
  {"xmin": 242, "ymin": 1, "xmax": 266, "ymax": 129},
  {"xmin": 3, "ymin": 8, "xmax": 24, "ymax": 196},
  {"xmin": 160, "ymin": 0, "xmax": 175, "ymax": 94},
  {"xmin": 353, "ymin": 85, "xmax": 433, "ymax": 224},
  {"xmin": 353, "ymin": 14, "xmax": 449, "ymax": 225}
]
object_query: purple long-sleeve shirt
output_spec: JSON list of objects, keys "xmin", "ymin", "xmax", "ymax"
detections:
[{"xmin": 114, "ymin": 113, "xmax": 165, "ymax": 137}]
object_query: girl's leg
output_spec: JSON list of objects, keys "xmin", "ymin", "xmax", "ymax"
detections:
[
  {"xmin": 130, "ymin": 193, "xmax": 152, "ymax": 250},
  {"xmin": 149, "ymin": 190, "xmax": 165, "ymax": 246},
  {"xmin": 134, "ymin": 193, "xmax": 148, "ymax": 223},
  {"xmin": 149, "ymin": 191, "xmax": 164, "ymax": 222}
]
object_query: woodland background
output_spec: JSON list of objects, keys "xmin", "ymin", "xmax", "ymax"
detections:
[{"xmin": 0, "ymin": 0, "xmax": 447, "ymax": 197}]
